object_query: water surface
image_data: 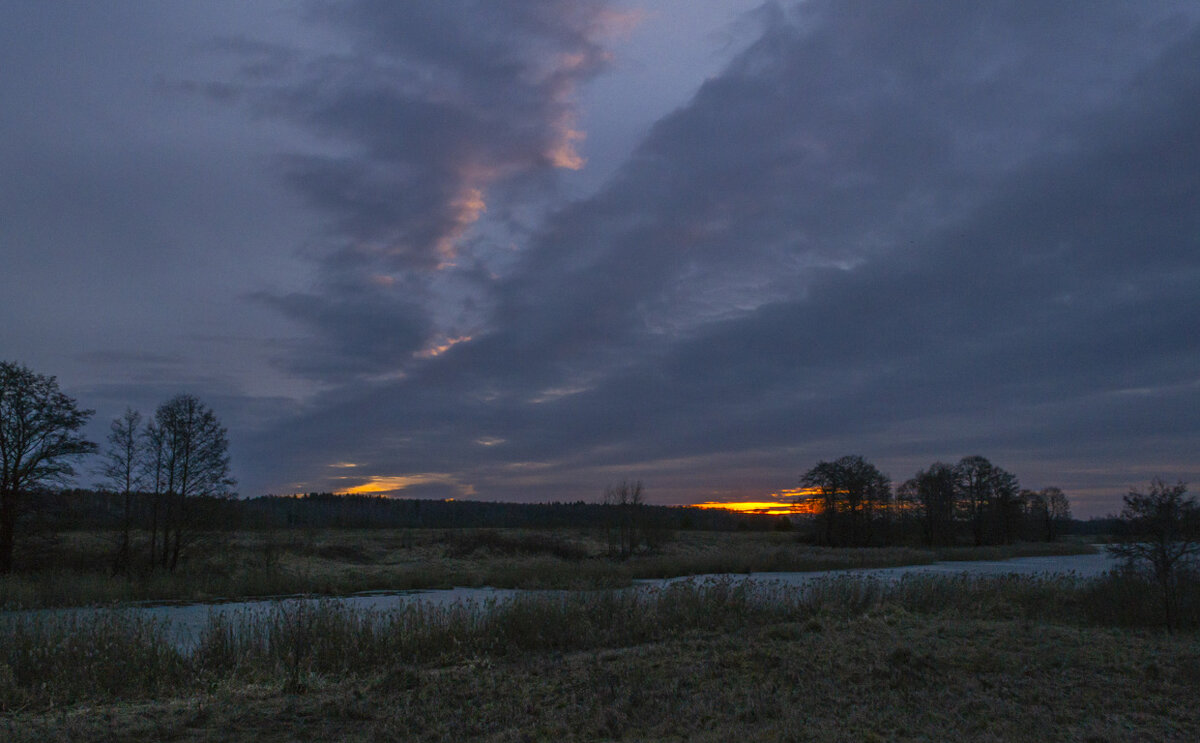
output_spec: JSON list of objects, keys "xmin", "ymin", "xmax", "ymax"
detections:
[{"xmin": 6, "ymin": 550, "xmax": 1117, "ymax": 649}]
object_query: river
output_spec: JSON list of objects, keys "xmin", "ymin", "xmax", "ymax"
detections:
[{"xmin": 6, "ymin": 550, "xmax": 1118, "ymax": 649}]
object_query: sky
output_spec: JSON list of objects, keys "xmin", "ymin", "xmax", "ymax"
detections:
[{"xmin": 3, "ymin": 1, "xmax": 1198, "ymax": 517}]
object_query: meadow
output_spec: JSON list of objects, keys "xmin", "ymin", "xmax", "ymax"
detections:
[
  {"xmin": 0, "ymin": 527, "xmax": 1093, "ymax": 609},
  {"xmin": 9, "ymin": 527, "xmax": 1191, "ymax": 740},
  {"xmin": 3, "ymin": 570, "xmax": 1199, "ymax": 741}
]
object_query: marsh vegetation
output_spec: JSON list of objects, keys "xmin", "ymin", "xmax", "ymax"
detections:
[
  {"xmin": 0, "ymin": 527, "xmax": 1094, "ymax": 610},
  {"xmin": 0, "ymin": 492, "xmax": 1194, "ymax": 741},
  {"xmin": 4, "ymin": 571, "xmax": 1200, "ymax": 740}
]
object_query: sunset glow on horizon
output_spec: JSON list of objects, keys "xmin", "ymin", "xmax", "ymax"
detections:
[
  {"xmin": 690, "ymin": 487, "xmax": 822, "ymax": 515},
  {"xmin": 336, "ymin": 473, "xmax": 475, "ymax": 498},
  {"xmin": 691, "ymin": 500, "xmax": 818, "ymax": 516}
]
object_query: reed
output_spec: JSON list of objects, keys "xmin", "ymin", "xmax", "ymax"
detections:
[
  {"xmin": 0, "ymin": 529, "xmax": 1097, "ymax": 610},
  {"xmin": 932, "ymin": 540, "xmax": 1096, "ymax": 562},
  {"xmin": 0, "ymin": 609, "xmax": 190, "ymax": 709},
  {"xmin": 5, "ymin": 567, "xmax": 1195, "ymax": 713}
]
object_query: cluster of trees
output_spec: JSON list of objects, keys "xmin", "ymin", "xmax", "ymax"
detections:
[
  {"xmin": 600, "ymin": 480, "xmax": 673, "ymax": 558},
  {"xmin": 1108, "ymin": 479, "xmax": 1200, "ymax": 632},
  {"xmin": 0, "ymin": 361, "xmax": 233, "ymax": 575},
  {"xmin": 100, "ymin": 398, "xmax": 235, "ymax": 574},
  {"xmin": 801, "ymin": 458, "xmax": 1200, "ymax": 632},
  {"xmin": 801, "ymin": 455, "xmax": 892, "ymax": 547},
  {"xmin": 899, "ymin": 456, "xmax": 1070, "ymax": 547},
  {"xmin": 800, "ymin": 454, "xmax": 1071, "ymax": 548},
  {"xmin": 602, "ymin": 480, "xmax": 645, "ymax": 558}
]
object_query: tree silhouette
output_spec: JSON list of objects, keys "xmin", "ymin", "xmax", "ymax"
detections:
[
  {"xmin": 954, "ymin": 456, "xmax": 1019, "ymax": 546},
  {"xmin": 99, "ymin": 407, "xmax": 142, "ymax": 575},
  {"xmin": 0, "ymin": 362, "xmax": 96, "ymax": 573},
  {"xmin": 603, "ymin": 480, "xmax": 645, "ymax": 559},
  {"xmin": 1108, "ymin": 479, "xmax": 1200, "ymax": 632},
  {"xmin": 1025, "ymin": 486, "xmax": 1071, "ymax": 542},
  {"xmin": 900, "ymin": 462, "xmax": 957, "ymax": 547},
  {"xmin": 148, "ymin": 394, "xmax": 235, "ymax": 571},
  {"xmin": 802, "ymin": 455, "xmax": 891, "ymax": 547}
]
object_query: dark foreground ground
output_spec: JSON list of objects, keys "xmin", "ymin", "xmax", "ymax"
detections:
[{"xmin": 6, "ymin": 611, "xmax": 1198, "ymax": 742}]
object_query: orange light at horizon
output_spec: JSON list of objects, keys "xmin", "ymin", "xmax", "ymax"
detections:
[
  {"xmin": 689, "ymin": 487, "xmax": 824, "ymax": 516},
  {"xmin": 692, "ymin": 500, "xmax": 820, "ymax": 516},
  {"xmin": 336, "ymin": 473, "xmax": 476, "ymax": 498},
  {"xmin": 338, "ymin": 475, "xmax": 434, "ymax": 496}
]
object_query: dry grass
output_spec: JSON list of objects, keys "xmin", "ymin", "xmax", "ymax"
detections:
[
  {"xmin": 3, "ymin": 570, "xmax": 1196, "ymax": 710},
  {"xmin": 933, "ymin": 540, "xmax": 1097, "ymax": 562},
  {"xmin": 0, "ymin": 528, "xmax": 1094, "ymax": 610},
  {"xmin": 5, "ymin": 608, "xmax": 1198, "ymax": 742}
]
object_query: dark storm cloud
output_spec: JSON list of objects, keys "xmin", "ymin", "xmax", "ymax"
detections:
[
  {"xmin": 241, "ymin": 1, "xmax": 1200, "ymax": 512},
  {"xmin": 192, "ymin": 1, "xmax": 622, "ymax": 382},
  {"xmin": 482, "ymin": 0, "xmax": 1186, "ymax": 362},
  {"xmin": 559, "ymin": 8, "xmax": 1200, "ymax": 471},
  {"xmin": 257, "ymin": 288, "xmax": 430, "ymax": 382}
]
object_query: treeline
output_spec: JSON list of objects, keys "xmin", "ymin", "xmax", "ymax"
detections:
[
  {"xmin": 246, "ymin": 491, "xmax": 772, "ymax": 532},
  {"xmin": 18, "ymin": 489, "xmax": 778, "ymax": 534},
  {"xmin": 800, "ymin": 454, "xmax": 1072, "ymax": 548}
]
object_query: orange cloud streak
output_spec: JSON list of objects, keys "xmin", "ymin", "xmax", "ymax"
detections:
[
  {"xmin": 415, "ymin": 335, "xmax": 472, "ymax": 359},
  {"xmin": 336, "ymin": 473, "xmax": 475, "ymax": 497},
  {"xmin": 690, "ymin": 487, "xmax": 823, "ymax": 516},
  {"xmin": 692, "ymin": 500, "xmax": 822, "ymax": 516}
]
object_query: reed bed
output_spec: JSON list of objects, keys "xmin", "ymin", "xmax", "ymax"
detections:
[
  {"xmin": 0, "ymin": 529, "xmax": 1095, "ymax": 610},
  {"xmin": 2, "ymin": 567, "xmax": 1195, "ymax": 714},
  {"xmin": 932, "ymin": 540, "xmax": 1097, "ymax": 562},
  {"xmin": 0, "ymin": 609, "xmax": 191, "ymax": 709}
]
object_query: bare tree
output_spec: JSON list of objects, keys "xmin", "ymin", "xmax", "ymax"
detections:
[
  {"xmin": 1043, "ymin": 487, "xmax": 1072, "ymax": 540},
  {"xmin": 143, "ymin": 418, "xmax": 169, "ymax": 568},
  {"xmin": 802, "ymin": 455, "xmax": 891, "ymax": 547},
  {"xmin": 900, "ymin": 462, "xmax": 957, "ymax": 547},
  {"xmin": 151, "ymin": 394, "xmax": 236, "ymax": 572},
  {"xmin": 1108, "ymin": 479, "xmax": 1200, "ymax": 632},
  {"xmin": 954, "ymin": 456, "xmax": 1019, "ymax": 546},
  {"xmin": 0, "ymin": 362, "xmax": 96, "ymax": 574},
  {"xmin": 1025, "ymin": 486, "xmax": 1071, "ymax": 542},
  {"xmin": 603, "ymin": 480, "xmax": 645, "ymax": 559},
  {"xmin": 99, "ymin": 407, "xmax": 142, "ymax": 575},
  {"xmin": 801, "ymin": 459, "xmax": 845, "ymax": 546}
]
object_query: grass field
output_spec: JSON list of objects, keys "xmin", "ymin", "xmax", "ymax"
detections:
[
  {"xmin": 0, "ymin": 528, "xmax": 1095, "ymax": 609},
  {"xmin": 2, "ymin": 572, "xmax": 1197, "ymax": 741}
]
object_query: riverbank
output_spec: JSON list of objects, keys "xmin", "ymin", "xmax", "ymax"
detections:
[
  {"xmin": 2, "ymin": 572, "xmax": 1196, "ymax": 741},
  {"xmin": 0, "ymin": 528, "xmax": 1095, "ymax": 610}
]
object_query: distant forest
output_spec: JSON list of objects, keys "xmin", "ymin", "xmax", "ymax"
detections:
[
  {"xmin": 21, "ymin": 487, "xmax": 1114, "ymax": 537},
  {"xmin": 19, "ymin": 489, "xmax": 779, "ymax": 533}
]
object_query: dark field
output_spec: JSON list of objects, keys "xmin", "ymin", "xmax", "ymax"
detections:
[
  {"xmin": 9, "ymin": 616, "xmax": 1200, "ymax": 742},
  {"xmin": 4, "ymin": 568, "xmax": 1199, "ymax": 741},
  {"xmin": 4, "ymin": 528, "xmax": 1192, "ymax": 740},
  {"xmin": 0, "ymin": 527, "xmax": 1094, "ymax": 609}
]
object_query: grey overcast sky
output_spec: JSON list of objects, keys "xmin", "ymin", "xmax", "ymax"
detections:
[{"xmin": 3, "ymin": 1, "xmax": 1198, "ymax": 516}]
